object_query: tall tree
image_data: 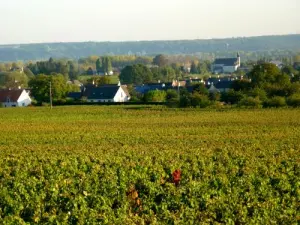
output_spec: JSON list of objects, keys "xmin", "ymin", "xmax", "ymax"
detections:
[
  {"xmin": 120, "ymin": 64, "xmax": 153, "ymax": 84},
  {"xmin": 102, "ymin": 57, "xmax": 112, "ymax": 74},
  {"xmin": 248, "ymin": 63, "xmax": 283, "ymax": 87},
  {"xmin": 67, "ymin": 61, "xmax": 78, "ymax": 80},
  {"xmin": 190, "ymin": 61, "xmax": 199, "ymax": 74},
  {"xmin": 153, "ymin": 54, "xmax": 168, "ymax": 67},
  {"xmin": 96, "ymin": 58, "xmax": 103, "ymax": 74}
]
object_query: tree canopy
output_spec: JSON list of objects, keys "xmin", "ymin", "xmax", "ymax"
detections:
[
  {"xmin": 29, "ymin": 74, "xmax": 70, "ymax": 103},
  {"xmin": 119, "ymin": 64, "xmax": 153, "ymax": 84}
]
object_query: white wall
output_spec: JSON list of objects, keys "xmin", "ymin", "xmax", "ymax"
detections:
[
  {"xmin": 113, "ymin": 87, "xmax": 130, "ymax": 102},
  {"xmin": 223, "ymin": 65, "xmax": 239, "ymax": 73},
  {"xmin": 17, "ymin": 90, "xmax": 32, "ymax": 107}
]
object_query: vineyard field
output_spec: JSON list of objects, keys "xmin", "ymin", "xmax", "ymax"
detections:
[{"xmin": 0, "ymin": 106, "xmax": 299, "ymax": 224}]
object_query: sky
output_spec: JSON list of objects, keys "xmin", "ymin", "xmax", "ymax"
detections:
[{"xmin": 0, "ymin": 0, "xmax": 299, "ymax": 44}]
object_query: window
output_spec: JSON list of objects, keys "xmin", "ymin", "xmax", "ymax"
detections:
[{"xmin": 6, "ymin": 97, "xmax": 10, "ymax": 103}]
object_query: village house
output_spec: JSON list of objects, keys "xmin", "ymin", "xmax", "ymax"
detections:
[
  {"xmin": 85, "ymin": 86, "xmax": 130, "ymax": 103},
  {"xmin": 68, "ymin": 84, "xmax": 130, "ymax": 103},
  {"xmin": 0, "ymin": 89, "xmax": 32, "ymax": 107},
  {"xmin": 135, "ymin": 80, "xmax": 186, "ymax": 94},
  {"xmin": 211, "ymin": 53, "xmax": 241, "ymax": 74}
]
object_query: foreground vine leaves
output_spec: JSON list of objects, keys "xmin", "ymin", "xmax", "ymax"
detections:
[{"xmin": 0, "ymin": 106, "xmax": 299, "ymax": 224}]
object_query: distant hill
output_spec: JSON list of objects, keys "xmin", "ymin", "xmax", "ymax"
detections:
[{"xmin": 0, "ymin": 34, "xmax": 299, "ymax": 62}]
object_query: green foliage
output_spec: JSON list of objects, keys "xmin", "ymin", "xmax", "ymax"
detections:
[
  {"xmin": 190, "ymin": 93, "xmax": 211, "ymax": 108},
  {"xmin": 28, "ymin": 74, "xmax": 69, "ymax": 103},
  {"xmin": 153, "ymin": 54, "xmax": 168, "ymax": 67},
  {"xmin": 23, "ymin": 68, "xmax": 35, "ymax": 78},
  {"xmin": 209, "ymin": 92, "xmax": 221, "ymax": 101},
  {"xmin": 127, "ymin": 85, "xmax": 143, "ymax": 102},
  {"xmin": 221, "ymin": 90, "xmax": 245, "ymax": 104},
  {"xmin": 0, "ymin": 71, "xmax": 29, "ymax": 88},
  {"xmin": 27, "ymin": 58, "xmax": 79, "ymax": 80},
  {"xmin": 287, "ymin": 94, "xmax": 300, "ymax": 107},
  {"xmin": 231, "ymin": 79, "xmax": 252, "ymax": 91},
  {"xmin": 190, "ymin": 61, "xmax": 199, "ymax": 74},
  {"xmin": 238, "ymin": 96, "xmax": 262, "ymax": 108},
  {"xmin": 179, "ymin": 88, "xmax": 192, "ymax": 107},
  {"xmin": 247, "ymin": 88, "xmax": 268, "ymax": 102},
  {"xmin": 193, "ymin": 83, "xmax": 209, "ymax": 96},
  {"xmin": 0, "ymin": 107, "xmax": 299, "ymax": 223},
  {"xmin": 120, "ymin": 64, "xmax": 153, "ymax": 84},
  {"xmin": 248, "ymin": 63, "xmax": 282, "ymax": 87},
  {"xmin": 265, "ymin": 96, "xmax": 287, "ymax": 107},
  {"xmin": 102, "ymin": 57, "xmax": 112, "ymax": 74},
  {"xmin": 89, "ymin": 76, "xmax": 111, "ymax": 86},
  {"xmin": 166, "ymin": 89, "xmax": 179, "ymax": 107},
  {"xmin": 144, "ymin": 90, "xmax": 166, "ymax": 102},
  {"xmin": 96, "ymin": 58, "xmax": 102, "ymax": 74}
]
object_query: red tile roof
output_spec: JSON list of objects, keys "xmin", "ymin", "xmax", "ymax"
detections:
[{"xmin": 0, "ymin": 89, "xmax": 23, "ymax": 102}]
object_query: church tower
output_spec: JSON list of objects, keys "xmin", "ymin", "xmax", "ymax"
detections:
[{"xmin": 237, "ymin": 52, "xmax": 241, "ymax": 67}]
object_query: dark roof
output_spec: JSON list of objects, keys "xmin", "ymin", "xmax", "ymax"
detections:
[
  {"xmin": 0, "ymin": 89, "xmax": 23, "ymax": 102},
  {"xmin": 135, "ymin": 84, "xmax": 168, "ymax": 94},
  {"xmin": 214, "ymin": 58, "xmax": 238, "ymax": 66},
  {"xmin": 67, "ymin": 92, "xmax": 82, "ymax": 99},
  {"xmin": 87, "ymin": 86, "xmax": 120, "ymax": 100},
  {"xmin": 215, "ymin": 81, "xmax": 233, "ymax": 89}
]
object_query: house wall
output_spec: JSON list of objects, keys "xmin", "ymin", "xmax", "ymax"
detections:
[
  {"xmin": 223, "ymin": 65, "xmax": 239, "ymax": 73},
  {"xmin": 17, "ymin": 90, "xmax": 32, "ymax": 107},
  {"xmin": 2, "ymin": 102, "xmax": 18, "ymax": 107},
  {"xmin": 114, "ymin": 87, "xmax": 130, "ymax": 102}
]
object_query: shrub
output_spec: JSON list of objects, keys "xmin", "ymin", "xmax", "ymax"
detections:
[
  {"xmin": 238, "ymin": 97, "xmax": 262, "ymax": 108},
  {"xmin": 221, "ymin": 90, "xmax": 245, "ymax": 104},
  {"xmin": 190, "ymin": 93, "xmax": 211, "ymax": 108},
  {"xmin": 144, "ymin": 90, "xmax": 166, "ymax": 102},
  {"xmin": 179, "ymin": 89, "xmax": 192, "ymax": 107},
  {"xmin": 265, "ymin": 96, "xmax": 286, "ymax": 108},
  {"xmin": 209, "ymin": 92, "xmax": 221, "ymax": 101},
  {"xmin": 166, "ymin": 89, "xmax": 179, "ymax": 107},
  {"xmin": 287, "ymin": 94, "xmax": 300, "ymax": 107},
  {"xmin": 248, "ymin": 88, "xmax": 268, "ymax": 102}
]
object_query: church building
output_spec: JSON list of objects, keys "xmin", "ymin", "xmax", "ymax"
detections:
[{"xmin": 211, "ymin": 53, "xmax": 241, "ymax": 74}]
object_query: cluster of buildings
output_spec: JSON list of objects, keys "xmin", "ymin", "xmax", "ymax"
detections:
[
  {"xmin": 0, "ymin": 77, "xmax": 241, "ymax": 108},
  {"xmin": 65, "ymin": 75, "xmax": 240, "ymax": 103},
  {"xmin": 3, "ymin": 52, "xmax": 289, "ymax": 107}
]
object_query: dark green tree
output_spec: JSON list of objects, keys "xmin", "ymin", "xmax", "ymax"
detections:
[
  {"xmin": 190, "ymin": 61, "xmax": 199, "ymax": 74},
  {"xmin": 102, "ymin": 57, "xmax": 112, "ymax": 74},
  {"xmin": 120, "ymin": 64, "xmax": 153, "ymax": 84},
  {"xmin": 67, "ymin": 61, "xmax": 78, "ymax": 80},
  {"xmin": 153, "ymin": 54, "xmax": 168, "ymax": 67},
  {"xmin": 96, "ymin": 58, "xmax": 103, "ymax": 74}
]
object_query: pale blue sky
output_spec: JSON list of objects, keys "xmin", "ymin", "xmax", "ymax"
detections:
[{"xmin": 1, "ymin": 0, "xmax": 299, "ymax": 44}]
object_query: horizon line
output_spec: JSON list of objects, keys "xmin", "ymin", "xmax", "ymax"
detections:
[{"xmin": 0, "ymin": 33, "xmax": 299, "ymax": 46}]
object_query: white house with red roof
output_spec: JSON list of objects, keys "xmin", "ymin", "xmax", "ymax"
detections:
[{"xmin": 0, "ymin": 89, "xmax": 32, "ymax": 107}]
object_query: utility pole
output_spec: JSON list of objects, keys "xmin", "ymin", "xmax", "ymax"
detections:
[{"xmin": 49, "ymin": 81, "xmax": 53, "ymax": 109}]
